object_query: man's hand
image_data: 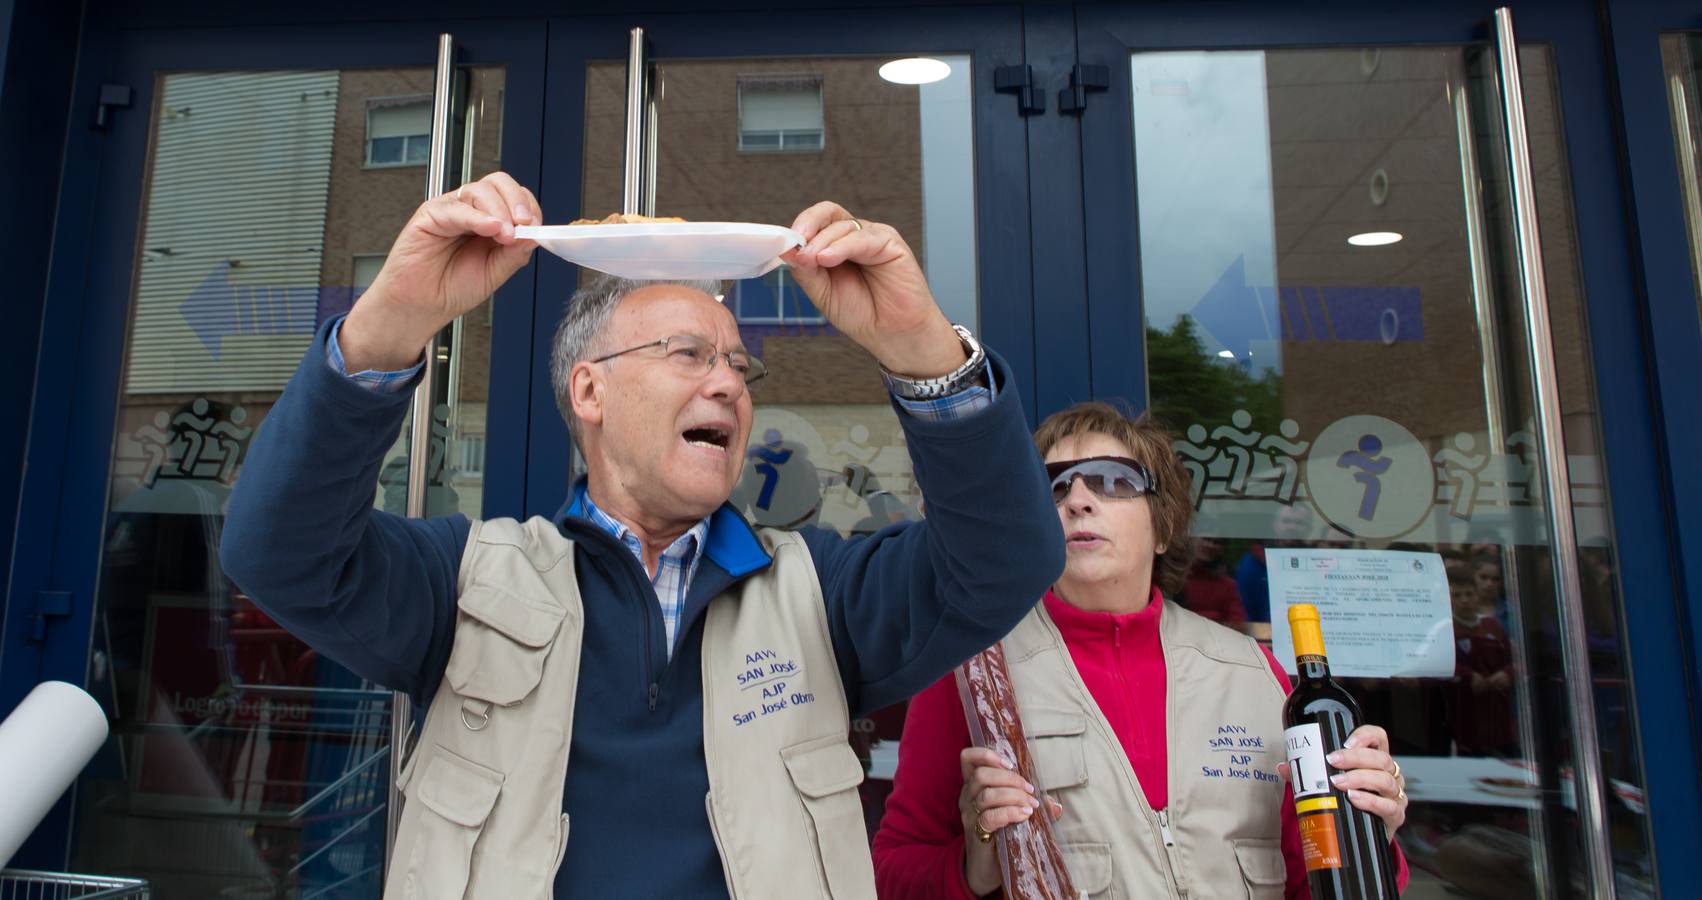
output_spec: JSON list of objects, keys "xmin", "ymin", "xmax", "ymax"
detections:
[
  {"xmin": 340, "ymin": 172, "xmax": 541, "ymax": 372},
  {"xmin": 784, "ymin": 202, "xmax": 968, "ymax": 379}
]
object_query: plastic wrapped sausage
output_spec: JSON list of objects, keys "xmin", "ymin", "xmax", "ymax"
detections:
[{"xmin": 955, "ymin": 643, "xmax": 1081, "ymax": 900}]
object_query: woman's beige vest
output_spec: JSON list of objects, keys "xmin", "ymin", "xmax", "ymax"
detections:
[
  {"xmin": 1005, "ymin": 600, "xmax": 1290, "ymax": 899},
  {"xmin": 384, "ymin": 516, "xmax": 874, "ymax": 899}
]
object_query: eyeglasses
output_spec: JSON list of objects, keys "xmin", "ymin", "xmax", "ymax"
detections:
[
  {"xmin": 1044, "ymin": 456, "xmax": 1155, "ymax": 505},
  {"xmin": 591, "ymin": 334, "xmax": 768, "ymax": 384}
]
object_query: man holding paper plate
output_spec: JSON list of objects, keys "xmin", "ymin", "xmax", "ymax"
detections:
[{"xmin": 219, "ymin": 171, "xmax": 1063, "ymax": 898}]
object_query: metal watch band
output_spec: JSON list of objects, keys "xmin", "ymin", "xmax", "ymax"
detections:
[{"xmin": 880, "ymin": 324, "xmax": 987, "ymax": 401}]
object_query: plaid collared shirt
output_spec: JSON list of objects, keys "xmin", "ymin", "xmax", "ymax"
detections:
[
  {"xmin": 582, "ymin": 496, "xmax": 710, "ymax": 658},
  {"xmin": 329, "ymin": 318, "xmax": 996, "ymax": 655}
]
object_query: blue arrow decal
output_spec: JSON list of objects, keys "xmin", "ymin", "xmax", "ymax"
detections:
[
  {"xmin": 180, "ymin": 262, "xmax": 336, "ymax": 358},
  {"xmin": 1191, "ymin": 254, "xmax": 1423, "ymax": 354}
]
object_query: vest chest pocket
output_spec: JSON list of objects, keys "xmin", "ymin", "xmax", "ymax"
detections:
[
  {"xmin": 1024, "ymin": 711, "xmax": 1089, "ymax": 796},
  {"xmin": 401, "ymin": 748, "xmax": 504, "ymax": 900},
  {"xmin": 1231, "ymin": 837, "xmax": 1286, "ymax": 900},
  {"xmin": 445, "ymin": 585, "xmax": 565, "ymax": 708},
  {"xmin": 781, "ymin": 735, "xmax": 873, "ymax": 898}
]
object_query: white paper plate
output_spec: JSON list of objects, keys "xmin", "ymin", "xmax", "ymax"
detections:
[{"xmin": 515, "ymin": 222, "xmax": 805, "ymax": 280}]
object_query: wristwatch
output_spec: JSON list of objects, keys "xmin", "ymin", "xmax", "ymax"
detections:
[{"xmin": 879, "ymin": 324, "xmax": 988, "ymax": 401}]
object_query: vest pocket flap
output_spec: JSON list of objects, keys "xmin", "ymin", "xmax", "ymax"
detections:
[
  {"xmin": 781, "ymin": 737, "xmax": 865, "ymax": 798},
  {"xmin": 1023, "ymin": 710, "xmax": 1088, "ymax": 738},
  {"xmin": 417, "ymin": 750, "xmax": 504, "ymax": 828},
  {"xmin": 1024, "ymin": 710, "xmax": 1089, "ymax": 792},
  {"xmin": 458, "ymin": 584, "xmax": 564, "ymax": 648},
  {"xmin": 1057, "ymin": 841, "xmax": 1112, "ymax": 894},
  {"xmin": 1232, "ymin": 837, "xmax": 1287, "ymax": 885},
  {"xmin": 447, "ymin": 586, "xmax": 562, "ymax": 706}
]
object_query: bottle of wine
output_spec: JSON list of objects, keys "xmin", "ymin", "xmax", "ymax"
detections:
[{"xmin": 1282, "ymin": 603, "xmax": 1401, "ymax": 900}]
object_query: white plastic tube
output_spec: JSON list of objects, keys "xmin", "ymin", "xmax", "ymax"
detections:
[{"xmin": 0, "ymin": 681, "xmax": 109, "ymax": 868}]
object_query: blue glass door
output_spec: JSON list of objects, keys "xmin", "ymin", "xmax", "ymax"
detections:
[
  {"xmin": 2, "ymin": 21, "xmax": 544, "ymax": 896},
  {"xmin": 1073, "ymin": 1, "xmax": 1690, "ymax": 895}
]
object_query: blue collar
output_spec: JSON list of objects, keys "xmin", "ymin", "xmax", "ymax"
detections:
[{"xmin": 557, "ymin": 479, "xmax": 771, "ymax": 579}]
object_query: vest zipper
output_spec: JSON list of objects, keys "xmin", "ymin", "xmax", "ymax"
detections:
[
  {"xmin": 607, "ymin": 542, "xmax": 664, "ymax": 713},
  {"xmin": 1155, "ymin": 808, "xmax": 1186, "ymax": 899}
]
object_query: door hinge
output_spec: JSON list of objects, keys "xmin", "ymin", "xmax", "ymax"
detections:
[
  {"xmin": 994, "ymin": 65, "xmax": 1046, "ymax": 115},
  {"xmin": 94, "ymin": 84, "xmax": 133, "ymax": 130},
  {"xmin": 31, "ymin": 590, "xmax": 72, "ymax": 643},
  {"xmin": 1058, "ymin": 64, "xmax": 1109, "ymax": 115}
]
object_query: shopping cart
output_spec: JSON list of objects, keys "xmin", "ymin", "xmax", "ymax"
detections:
[{"xmin": 0, "ymin": 870, "xmax": 148, "ymax": 900}]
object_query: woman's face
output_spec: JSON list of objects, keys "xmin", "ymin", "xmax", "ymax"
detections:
[{"xmin": 1044, "ymin": 432, "xmax": 1163, "ymax": 591}]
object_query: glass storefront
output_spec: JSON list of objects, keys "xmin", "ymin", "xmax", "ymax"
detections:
[
  {"xmin": 4, "ymin": 4, "xmax": 1690, "ymax": 897},
  {"xmin": 71, "ymin": 65, "xmax": 503, "ymax": 897}
]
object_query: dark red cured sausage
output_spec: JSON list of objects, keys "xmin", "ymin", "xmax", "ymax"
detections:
[{"xmin": 954, "ymin": 643, "xmax": 1080, "ymax": 900}]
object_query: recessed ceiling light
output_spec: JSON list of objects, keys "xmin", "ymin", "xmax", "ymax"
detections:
[
  {"xmin": 1217, "ymin": 350, "xmax": 1236, "ymax": 359},
  {"xmin": 1348, "ymin": 231, "xmax": 1403, "ymax": 247},
  {"xmin": 879, "ymin": 58, "xmax": 951, "ymax": 85}
]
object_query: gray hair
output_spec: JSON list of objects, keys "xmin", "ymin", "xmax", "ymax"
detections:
[{"xmin": 550, "ymin": 273, "xmax": 726, "ymax": 450}]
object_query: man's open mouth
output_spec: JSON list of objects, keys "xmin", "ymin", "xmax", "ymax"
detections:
[{"xmin": 683, "ymin": 426, "xmax": 731, "ymax": 451}]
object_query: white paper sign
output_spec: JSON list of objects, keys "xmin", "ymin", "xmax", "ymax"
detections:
[{"xmin": 1268, "ymin": 548, "xmax": 1454, "ymax": 678}]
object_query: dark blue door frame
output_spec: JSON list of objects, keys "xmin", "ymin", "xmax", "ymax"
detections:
[
  {"xmin": 523, "ymin": 6, "xmax": 1042, "ymax": 516},
  {"xmin": 1602, "ymin": 0, "xmax": 1702, "ymax": 773},
  {"xmin": 1074, "ymin": 0, "xmax": 1698, "ymax": 891},
  {"xmin": 0, "ymin": 19, "xmax": 545, "ymax": 869}
]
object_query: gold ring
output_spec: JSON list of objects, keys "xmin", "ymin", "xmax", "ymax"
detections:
[
  {"xmin": 1390, "ymin": 760, "xmax": 1402, "ymax": 782},
  {"xmin": 975, "ymin": 821, "xmax": 994, "ymax": 844},
  {"xmin": 1397, "ymin": 788, "xmax": 1407, "ymax": 804},
  {"xmin": 455, "ymin": 186, "xmax": 465, "ymax": 202},
  {"xmin": 849, "ymin": 218, "xmax": 863, "ymax": 231}
]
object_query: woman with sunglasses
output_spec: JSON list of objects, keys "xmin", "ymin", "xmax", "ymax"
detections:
[{"xmin": 872, "ymin": 402, "xmax": 1409, "ymax": 898}]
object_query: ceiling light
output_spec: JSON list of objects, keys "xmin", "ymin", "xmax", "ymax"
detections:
[
  {"xmin": 879, "ymin": 58, "xmax": 950, "ymax": 85},
  {"xmin": 1348, "ymin": 231, "xmax": 1403, "ymax": 247},
  {"xmin": 713, "ymin": 293, "xmax": 726, "ymax": 303},
  {"xmin": 1217, "ymin": 350, "xmax": 1236, "ymax": 359}
]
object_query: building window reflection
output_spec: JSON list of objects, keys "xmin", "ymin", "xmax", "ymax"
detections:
[
  {"xmin": 737, "ymin": 74, "xmax": 824, "ymax": 152},
  {"xmin": 365, "ymin": 96, "xmax": 431, "ymax": 166}
]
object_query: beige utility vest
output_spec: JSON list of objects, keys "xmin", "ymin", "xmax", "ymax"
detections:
[
  {"xmin": 1005, "ymin": 600, "xmax": 1289, "ymax": 899},
  {"xmin": 385, "ymin": 516, "xmax": 874, "ymax": 900}
]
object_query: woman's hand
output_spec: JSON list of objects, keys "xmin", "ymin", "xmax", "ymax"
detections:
[
  {"xmin": 957, "ymin": 747, "xmax": 1062, "ymax": 895},
  {"xmin": 1282, "ymin": 724, "xmax": 1409, "ymax": 840}
]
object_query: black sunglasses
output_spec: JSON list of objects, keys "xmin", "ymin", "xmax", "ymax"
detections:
[{"xmin": 1045, "ymin": 456, "xmax": 1156, "ymax": 505}]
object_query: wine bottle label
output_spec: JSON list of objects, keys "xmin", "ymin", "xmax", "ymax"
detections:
[
  {"xmin": 1297, "ymin": 807, "xmax": 1344, "ymax": 871},
  {"xmin": 1285, "ymin": 722, "xmax": 1344, "ymax": 871},
  {"xmin": 1284, "ymin": 723, "xmax": 1329, "ymax": 799}
]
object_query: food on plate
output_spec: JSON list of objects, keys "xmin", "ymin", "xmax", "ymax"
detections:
[{"xmin": 568, "ymin": 212, "xmax": 689, "ymax": 225}]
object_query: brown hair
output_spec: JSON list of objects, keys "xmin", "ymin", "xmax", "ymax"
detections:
[{"xmin": 1033, "ymin": 401, "xmax": 1195, "ymax": 598}]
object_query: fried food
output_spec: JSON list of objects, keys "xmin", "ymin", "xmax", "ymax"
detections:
[{"xmin": 568, "ymin": 212, "xmax": 689, "ymax": 225}]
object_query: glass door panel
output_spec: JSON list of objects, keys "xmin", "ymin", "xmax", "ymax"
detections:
[
  {"xmin": 72, "ymin": 61, "xmax": 505, "ymax": 897},
  {"xmin": 1662, "ymin": 32, "xmax": 1702, "ymax": 318},
  {"xmin": 581, "ymin": 52, "xmax": 978, "ymax": 538},
  {"xmin": 1088, "ymin": 21, "xmax": 1652, "ymax": 898}
]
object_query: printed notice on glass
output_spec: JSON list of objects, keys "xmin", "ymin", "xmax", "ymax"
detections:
[{"xmin": 1268, "ymin": 549, "xmax": 1454, "ymax": 678}]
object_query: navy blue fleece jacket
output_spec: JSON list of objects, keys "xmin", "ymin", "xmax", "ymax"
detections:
[{"xmin": 218, "ymin": 318, "xmax": 1064, "ymax": 898}]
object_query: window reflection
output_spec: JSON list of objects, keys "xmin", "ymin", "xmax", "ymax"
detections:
[
  {"xmin": 76, "ymin": 66, "xmax": 504, "ymax": 897},
  {"xmin": 1134, "ymin": 46, "xmax": 1652, "ymax": 897}
]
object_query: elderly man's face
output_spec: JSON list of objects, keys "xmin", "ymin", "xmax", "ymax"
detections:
[{"xmin": 590, "ymin": 285, "xmax": 754, "ymax": 520}]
